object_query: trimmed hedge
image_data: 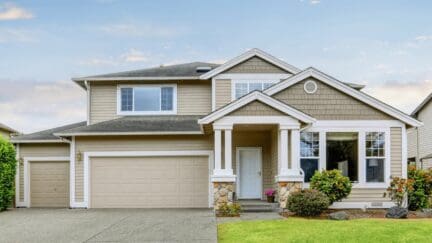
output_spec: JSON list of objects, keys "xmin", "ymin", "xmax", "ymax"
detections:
[
  {"xmin": 0, "ymin": 137, "xmax": 16, "ymax": 211},
  {"xmin": 310, "ymin": 170, "xmax": 352, "ymax": 204},
  {"xmin": 287, "ymin": 189, "xmax": 330, "ymax": 216}
]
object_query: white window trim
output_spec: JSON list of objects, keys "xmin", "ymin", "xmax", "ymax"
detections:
[
  {"xmin": 302, "ymin": 126, "xmax": 391, "ymax": 189},
  {"xmin": 231, "ymin": 79, "xmax": 279, "ymax": 101},
  {"xmin": 116, "ymin": 84, "xmax": 177, "ymax": 115}
]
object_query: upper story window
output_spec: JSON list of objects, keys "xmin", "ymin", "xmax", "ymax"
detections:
[
  {"xmin": 118, "ymin": 85, "xmax": 177, "ymax": 115},
  {"xmin": 232, "ymin": 80, "xmax": 278, "ymax": 99}
]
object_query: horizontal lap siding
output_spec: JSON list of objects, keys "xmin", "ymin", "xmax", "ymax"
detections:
[
  {"xmin": 89, "ymin": 81, "xmax": 211, "ymax": 124},
  {"xmin": 272, "ymin": 78, "xmax": 393, "ymax": 120},
  {"xmin": 74, "ymin": 135, "xmax": 213, "ymax": 202},
  {"xmin": 391, "ymin": 127, "xmax": 403, "ymax": 177},
  {"xmin": 417, "ymin": 101, "xmax": 432, "ymax": 168},
  {"xmin": 343, "ymin": 188, "xmax": 390, "ymax": 203},
  {"xmin": 19, "ymin": 144, "xmax": 70, "ymax": 202},
  {"xmin": 215, "ymin": 79, "xmax": 231, "ymax": 109}
]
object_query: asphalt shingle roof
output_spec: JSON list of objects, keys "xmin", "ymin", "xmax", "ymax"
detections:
[
  {"xmin": 11, "ymin": 121, "xmax": 86, "ymax": 142},
  {"xmin": 56, "ymin": 116, "xmax": 202, "ymax": 135}
]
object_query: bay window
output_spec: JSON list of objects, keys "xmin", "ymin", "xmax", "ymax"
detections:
[
  {"xmin": 300, "ymin": 132, "xmax": 319, "ymax": 182},
  {"xmin": 118, "ymin": 85, "xmax": 176, "ymax": 114}
]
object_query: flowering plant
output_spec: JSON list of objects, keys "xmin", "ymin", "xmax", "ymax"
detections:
[
  {"xmin": 265, "ymin": 189, "xmax": 276, "ymax": 197},
  {"xmin": 384, "ymin": 177, "xmax": 413, "ymax": 208}
]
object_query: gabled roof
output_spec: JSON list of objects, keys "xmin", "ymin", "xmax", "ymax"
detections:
[
  {"xmin": 198, "ymin": 91, "xmax": 316, "ymax": 124},
  {"xmin": 0, "ymin": 123, "xmax": 18, "ymax": 134},
  {"xmin": 411, "ymin": 92, "xmax": 432, "ymax": 117},
  {"xmin": 11, "ymin": 121, "xmax": 86, "ymax": 143},
  {"xmin": 199, "ymin": 48, "xmax": 301, "ymax": 79},
  {"xmin": 72, "ymin": 62, "xmax": 220, "ymax": 88},
  {"xmin": 264, "ymin": 67, "xmax": 423, "ymax": 127},
  {"xmin": 55, "ymin": 116, "xmax": 202, "ymax": 136}
]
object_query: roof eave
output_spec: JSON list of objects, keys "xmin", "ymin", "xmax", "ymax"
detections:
[{"xmin": 54, "ymin": 131, "xmax": 203, "ymax": 136}]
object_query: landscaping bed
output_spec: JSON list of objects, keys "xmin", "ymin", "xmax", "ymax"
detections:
[{"xmin": 281, "ymin": 209, "xmax": 432, "ymax": 219}]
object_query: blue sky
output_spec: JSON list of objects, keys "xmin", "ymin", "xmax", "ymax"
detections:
[{"xmin": 1, "ymin": 0, "xmax": 432, "ymax": 133}]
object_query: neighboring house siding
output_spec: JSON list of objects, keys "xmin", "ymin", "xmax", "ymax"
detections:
[
  {"xmin": 0, "ymin": 129, "xmax": 9, "ymax": 139},
  {"xmin": 89, "ymin": 81, "xmax": 212, "ymax": 124},
  {"xmin": 215, "ymin": 79, "xmax": 231, "ymax": 109},
  {"xmin": 407, "ymin": 128, "xmax": 418, "ymax": 160},
  {"xmin": 225, "ymin": 57, "xmax": 287, "ymax": 73},
  {"xmin": 228, "ymin": 101, "xmax": 286, "ymax": 116},
  {"xmin": 272, "ymin": 78, "xmax": 393, "ymax": 120},
  {"xmin": 74, "ymin": 135, "xmax": 213, "ymax": 202},
  {"xmin": 18, "ymin": 143, "xmax": 70, "ymax": 202},
  {"xmin": 415, "ymin": 100, "xmax": 432, "ymax": 168},
  {"xmin": 390, "ymin": 127, "xmax": 403, "ymax": 177}
]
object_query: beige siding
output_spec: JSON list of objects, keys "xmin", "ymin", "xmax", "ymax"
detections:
[
  {"xmin": 215, "ymin": 79, "xmax": 231, "ymax": 109},
  {"xmin": 229, "ymin": 101, "xmax": 286, "ymax": 116},
  {"xmin": 273, "ymin": 78, "xmax": 393, "ymax": 120},
  {"xmin": 391, "ymin": 127, "xmax": 403, "ymax": 177},
  {"xmin": 74, "ymin": 135, "xmax": 212, "ymax": 202},
  {"xmin": 90, "ymin": 156, "xmax": 208, "ymax": 208},
  {"xmin": 0, "ymin": 129, "xmax": 10, "ymax": 139},
  {"xmin": 89, "ymin": 81, "xmax": 211, "ymax": 124},
  {"xmin": 343, "ymin": 188, "xmax": 390, "ymax": 203},
  {"xmin": 225, "ymin": 57, "xmax": 287, "ymax": 74},
  {"xmin": 19, "ymin": 143, "xmax": 70, "ymax": 202},
  {"xmin": 407, "ymin": 128, "xmax": 418, "ymax": 159},
  {"xmin": 30, "ymin": 161, "xmax": 69, "ymax": 207},
  {"xmin": 415, "ymin": 100, "xmax": 432, "ymax": 169}
]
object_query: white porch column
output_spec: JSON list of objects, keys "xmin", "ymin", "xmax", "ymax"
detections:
[
  {"xmin": 290, "ymin": 129, "xmax": 300, "ymax": 172},
  {"xmin": 224, "ymin": 129, "xmax": 233, "ymax": 174},
  {"xmin": 279, "ymin": 128, "xmax": 289, "ymax": 175},
  {"xmin": 214, "ymin": 129, "xmax": 222, "ymax": 174}
]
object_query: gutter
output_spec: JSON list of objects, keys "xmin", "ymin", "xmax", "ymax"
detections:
[{"xmin": 54, "ymin": 131, "xmax": 204, "ymax": 136}]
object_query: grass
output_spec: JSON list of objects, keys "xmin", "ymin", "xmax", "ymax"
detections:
[{"xmin": 218, "ymin": 218, "xmax": 432, "ymax": 243}]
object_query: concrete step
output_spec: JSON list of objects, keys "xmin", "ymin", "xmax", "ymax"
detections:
[{"xmin": 239, "ymin": 200, "xmax": 279, "ymax": 212}]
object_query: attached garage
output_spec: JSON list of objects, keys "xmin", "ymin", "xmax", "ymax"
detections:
[
  {"xmin": 89, "ymin": 156, "xmax": 210, "ymax": 208},
  {"xmin": 29, "ymin": 161, "xmax": 70, "ymax": 207}
]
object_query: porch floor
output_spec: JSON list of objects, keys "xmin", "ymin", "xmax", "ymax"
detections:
[{"xmin": 238, "ymin": 199, "xmax": 279, "ymax": 212}]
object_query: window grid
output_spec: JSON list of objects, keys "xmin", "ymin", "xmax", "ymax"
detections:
[
  {"xmin": 300, "ymin": 132, "xmax": 320, "ymax": 183},
  {"xmin": 120, "ymin": 88, "xmax": 133, "ymax": 111},
  {"xmin": 365, "ymin": 132, "xmax": 385, "ymax": 183},
  {"xmin": 234, "ymin": 81, "xmax": 277, "ymax": 99}
]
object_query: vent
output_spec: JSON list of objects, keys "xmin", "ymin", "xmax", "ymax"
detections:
[
  {"xmin": 196, "ymin": 66, "xmax": 212, "ymax": 73},
  {"xmin": 304, "ymin": 80, "xmax": 318, "ymax": 94}
]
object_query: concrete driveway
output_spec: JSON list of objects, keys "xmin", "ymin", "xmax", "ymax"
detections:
[{"xmin": 0, "ymin": 208, "xmax": 217, "ymax": 242}]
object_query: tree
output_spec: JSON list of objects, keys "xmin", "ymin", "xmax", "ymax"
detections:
[{"xmin": 0, "ymin": 137, "xmax": 16, "ymax": 211}]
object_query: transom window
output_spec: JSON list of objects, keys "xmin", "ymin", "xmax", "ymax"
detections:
[
  {"xmin": 365, "ymin": 132, "xmax": 385, "ymax": 182},
  {"xmin": 234, "ymin": 80, "xmax": 277, "ymax": 99},
  {"xmin": 300, "ymin": 132, "xmax": 319, "ymax": 182},
  {"xmin": 118, "ymin": 85, "xmax": 176, "ymax": 114}
]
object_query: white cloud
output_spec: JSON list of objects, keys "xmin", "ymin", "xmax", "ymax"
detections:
[
  {"xmin": 310, "ymin": 0, "xmax": 321, "ymax": 4},
  {"xmin": 415, "ymin": 35, "xmax": 432, "ymax": 42},
  {"xmin": 122, "ymin": 49, "xmax": 149, "ymax": 63},
  {"xmin": 0, "ymin": 79, "xmax": 85, "ymax": 133},
  {"xmin": 365, "ymin": 79, "xmax": 432, "ymax": 113},
  {"xmin": 78, "ymin": 58, "xmax": 119, "ymax": 67},
  {"xmin": 0, "ymin": 28, "xmax": 36, "ymax": 43},
  {"xmin": 0, "ymin": 3, "xmax": 34, "ymax": 20},
  {"xmin": 100, "ymin": 23, "xmax": 179, "ymax": 38},
  {"xmin": 80, "ymin": 48, "xmax": 151, "ymax": 67}
]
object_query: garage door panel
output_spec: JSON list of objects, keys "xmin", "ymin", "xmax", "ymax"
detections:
[
  {"xmin": 30, "ymin": 161, "xmax": 69, "ymax": 208},
  {"xmin": 90, "ymin": 156, "xmax": 209, "ymax": 208}
]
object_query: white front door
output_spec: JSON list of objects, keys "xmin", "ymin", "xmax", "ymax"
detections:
[{"xmin": 237, "ymin": 147, "xmax": 262, "ymax": 199}]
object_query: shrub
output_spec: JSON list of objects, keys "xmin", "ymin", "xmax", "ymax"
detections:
[
  {"xmin": 310, "ymin": 170, "xmax": 352, "ymax": 204},
  {"xmin": 287, "ymin": 189, "xmax": 330, "ymax": 216},
  {"xmin": 217, "ymin": 202, "xmax": 241, "ymax": 217},
  {"xmin": 384, "ymin": 177, "xmax": 413, "ymax": 208},
  {"xmin": 0, "ymin": 137, "xmax": 16, "ymax": 211},
  {"xmin": 408, "ymin": 165, "xmax": 432, "ymax": 210}
]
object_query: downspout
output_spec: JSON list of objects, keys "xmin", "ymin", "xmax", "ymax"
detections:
[{"xmin": 84, "ymin": 80, "xmax": 90, "ymax": 125}]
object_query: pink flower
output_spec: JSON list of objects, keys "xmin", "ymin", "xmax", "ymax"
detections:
[{"xmin": 265, "ymin": 189, "xmax": 276, "ymax": 196}]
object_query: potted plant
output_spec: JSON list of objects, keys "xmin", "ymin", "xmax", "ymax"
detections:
[{"xmin": 265, "ymin": 189, "xmax": 276, "ymax": 203}]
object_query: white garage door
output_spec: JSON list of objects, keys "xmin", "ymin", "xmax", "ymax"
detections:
[{"xmin": 90, "ymin": 156, "xmax": 209, "ymax": 208}]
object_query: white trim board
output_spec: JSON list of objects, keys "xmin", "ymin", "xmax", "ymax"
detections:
[
  {"xmin": 22, "ymin": 156, "xmax": 70, "ymax": 208},
  {"xmin": 200, "ymin": 48, "xmax": 301, "ymax": 79},
  {"xmin": 198, "ymin": 91, "xmax": 316, "ymax": 124},
  {"xmin": 330, "ymin": 201, "xmax": 396, "ymax": 209},
  {"xmin": 264, "ymin": 67, "xmax": 422, "ymax": 127},
  {"xmin": 78, "ymin": 150, "xmax": 214, "ymax": 209}
]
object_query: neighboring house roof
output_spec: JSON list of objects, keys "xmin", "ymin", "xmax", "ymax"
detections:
[
  {"xmin": 264, "ymin": 67, "xmax": 423, "ymax": 127},
  {"xmin": 11, "ymin": 121, "xmax": 86, "ymax": 143},
  {"xmin": 199, "ymin": 48, "xmax": 302, "ymax": 79},
  {"xmin": 198, "ymin": 91, "xmax": 316, "ymax": 125},
  {"xmin": 0, "ymin": 123, "xmax": 18, "ymax": 134},
  {"xmin": 54, "ymin": 116, "xmax": 202, "ymax": 136},
  {"xmin": 72, "ymin": 62, "xmax": 220, "ymax": 87},
  {"xmin": 411, "ymin": 92, "xmax": 432, "ymax": 117}
]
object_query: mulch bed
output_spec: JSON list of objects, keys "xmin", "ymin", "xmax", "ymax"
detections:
[{"xmin": 280, "ymin": 209, "xmax": 432, "ymax": 219}]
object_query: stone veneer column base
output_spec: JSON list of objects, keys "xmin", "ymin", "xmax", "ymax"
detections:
[
  {"xmin": 278, "ymin": 181, "xmax": 302, "ymax": 209},
  {"xmin": 213, "ymin": 182, "xmax": 234, "ymax": 210}
]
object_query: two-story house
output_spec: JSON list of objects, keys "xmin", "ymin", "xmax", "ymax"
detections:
[{"xmin": 11, "ymin": 49, "xmax": 421, "ymax": 210}]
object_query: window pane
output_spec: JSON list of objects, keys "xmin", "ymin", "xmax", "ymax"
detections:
[
  {"xmin": 249, "ymin": 83, "xmax": 262, "ymax": 92},
  {"xmin": 134, "ymin": 87, "xmax": 160, "ymax": 111},
  {"xmin": 326, "ymin": 132, "xmax": 358, "ymax": 182},
  {"xmin": 366, "ymin": 159, "xmax": 384, "ymax": 182},
  {"xmin": 121, "ymin": 88, "xmax": 133, "ymax": 111},
  {"xmin": 235, "ymin": 83, "xmax": 248, "ymax": 99},
  {"xmin": 300, "ymin": 132, "xmax": 319, "ymax": 157},
  {"xmin": 161, "ymin": 87, "xmax": 174, "ymax": 111},
  {"xmin": 263, "ymin": 82, "xmax": 273, "ymax": 89},
  {"xmin": 301, "ymin": 159, "xmax": 319, "ymax": 182}
]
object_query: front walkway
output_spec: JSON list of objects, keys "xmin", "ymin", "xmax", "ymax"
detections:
[{"xmin": 0, "ymin": 208, "xmax": 217, "ymax": 242}]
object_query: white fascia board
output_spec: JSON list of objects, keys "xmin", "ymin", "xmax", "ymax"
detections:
[
  {"xmin": 264, "ymin": 68, "xmax": 423, "ymax": 127},
  {"xmin": 72, "ymin": 76, "xmax": 200, "ymax": 81},
  {"xmin": 54, "ymin": 131, "xmax": 203, "ymax": 136},
  {"xmin": 200, "ymin": 48, "xmax": 301, "ymax": 79},
  {"xmin": 198, "ymin": 91, "xmax": 315, "ymax": 124}
]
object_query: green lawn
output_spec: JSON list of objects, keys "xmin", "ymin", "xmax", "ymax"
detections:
[{"xmin": 218, "ymin": 218, "xmax": 432, "ymax": 243}]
